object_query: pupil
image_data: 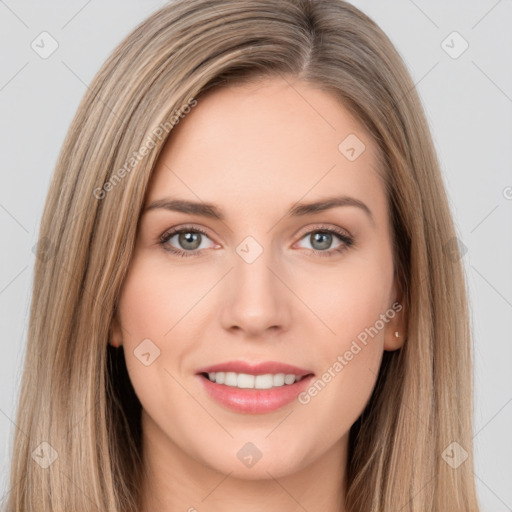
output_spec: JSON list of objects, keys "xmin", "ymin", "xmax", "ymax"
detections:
[
  {"xmin": 179, "ymin": 231, "xmax": 201, "ymax": 250},
  {"xmin": 311, "ymin": 232, "xmax": 331, "ymax": 250}
]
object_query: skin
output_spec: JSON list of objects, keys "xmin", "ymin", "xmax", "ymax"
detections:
[{"xmin": 111, "ymin": 76, "xmax": 405, "ymax": 512}]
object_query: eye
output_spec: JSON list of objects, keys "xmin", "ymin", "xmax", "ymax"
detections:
[
  {"xmin": 159, "ymin": 226, "xmax": 217, "ymax": 258},
  {"xmin": 158, "ymin": 224, "xmax": 354, "ymax": 258},
  {"xmin": 294, "ymin": 225, "xmax": 354, "ymax": 257}
]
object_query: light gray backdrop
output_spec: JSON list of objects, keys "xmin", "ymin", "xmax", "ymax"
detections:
[{"xmin": 1, "ymin": 1, "xmax": 511, "ymax": 510}]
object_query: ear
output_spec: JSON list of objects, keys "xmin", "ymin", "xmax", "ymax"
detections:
[
  {"xmin": 109, "ymin": 312, "xmax": 124, "ymax": 348},
  {"xmin": 383, "ymin": 280, "xmax": 407, "ymax": 351}
]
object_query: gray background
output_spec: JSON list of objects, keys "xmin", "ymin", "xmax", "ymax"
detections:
[{"xmin": 1, "ymin": 1, "xmax": 511, "ymax": 509}]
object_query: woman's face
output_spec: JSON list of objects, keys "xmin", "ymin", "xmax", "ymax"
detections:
[{"xmin": 113, "ymin": 76, "xmax": 404, "ymax": 481}]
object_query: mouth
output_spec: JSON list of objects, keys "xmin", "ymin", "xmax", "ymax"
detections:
[{"xmin": 195, "ymin": 361, "xmax": 315, "ymax": 414}]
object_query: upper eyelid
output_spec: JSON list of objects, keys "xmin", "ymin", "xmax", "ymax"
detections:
[{"xmin": 295, "ymin": 223, "xmax": 351, "ymax": 238}]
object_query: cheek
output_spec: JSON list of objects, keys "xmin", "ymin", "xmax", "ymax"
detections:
[
  {"xmin": 115, "ymin": 253, "xmax": 227, "ymax": 396},
  {"xmin": 305, "ymin": 241, "xmax": 395, "ymax": 350},
  {"xmin": 115, "ymin": 257, "xmax": 204, "ymax": 432},
  {"xmin": 117, "ymin": 255, "xmax": 212, "ymax": 344},
  {"xmin": 291, "ymin": 242, "xmax": 394, "ymax": 427}
]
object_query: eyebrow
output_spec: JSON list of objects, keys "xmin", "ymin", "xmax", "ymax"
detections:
[{"xmin": 143, "ymin": 195, "xmax": 375, "ymax": 225}]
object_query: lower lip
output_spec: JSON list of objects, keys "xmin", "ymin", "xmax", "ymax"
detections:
[{"xmin": 197, "ymin": 374, "xmax": 315, "ymax": 414}]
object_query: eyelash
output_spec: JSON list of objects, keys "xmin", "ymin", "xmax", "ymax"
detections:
[{"xmin": 158, "ymin": 224, "xmax": 354, "ymax": 259}]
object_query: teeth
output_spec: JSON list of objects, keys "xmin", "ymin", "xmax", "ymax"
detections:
[{"xmin": 205, "ymin": 371, "xmax": 304, "ymax": 389}]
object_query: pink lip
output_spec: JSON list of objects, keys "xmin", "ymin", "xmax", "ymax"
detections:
[
  {"xmin": 197, "ymin": 373, "xmax": 315, "ymax": 414},
  {"xmin": 195, "ymin": 360, "xmax": 315, "ymax": 414},
  {"xmin": 196, "ymin": 360, "xmax": 313, "ymax": 377}
]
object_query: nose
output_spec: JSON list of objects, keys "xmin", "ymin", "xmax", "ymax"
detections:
[{"xmin": 219, "ymin": 244, "xmax": 292, "ymax": 338}]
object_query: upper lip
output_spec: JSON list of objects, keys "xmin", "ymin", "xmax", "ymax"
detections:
[{"xmin": 196, "ymin": 360, "xmax": 314, "ymax": 377}]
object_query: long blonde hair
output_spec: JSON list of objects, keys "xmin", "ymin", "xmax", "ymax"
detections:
[{"xmin": 5, "ymin": 1, "xmax": 480, "ymax": 510}]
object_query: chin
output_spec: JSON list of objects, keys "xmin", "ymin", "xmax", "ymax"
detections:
[{"xmin": 203, "ymin": 445, "xmax": 309, "ymax": 480}]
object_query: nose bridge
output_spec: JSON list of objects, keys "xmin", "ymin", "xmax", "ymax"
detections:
[{"xmin": 219, "ymin": 235, "xmax": 290, "ymax": 334}]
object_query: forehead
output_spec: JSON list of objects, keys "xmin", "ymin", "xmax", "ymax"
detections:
[{"xmin": 146, "ymin": 77, "xmax": 385, "ymax": 220}]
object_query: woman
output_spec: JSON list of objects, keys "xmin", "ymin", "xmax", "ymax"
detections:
[{"xmin": 5, "ymin": 0, "xmax": 480, "ymax": 510}]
